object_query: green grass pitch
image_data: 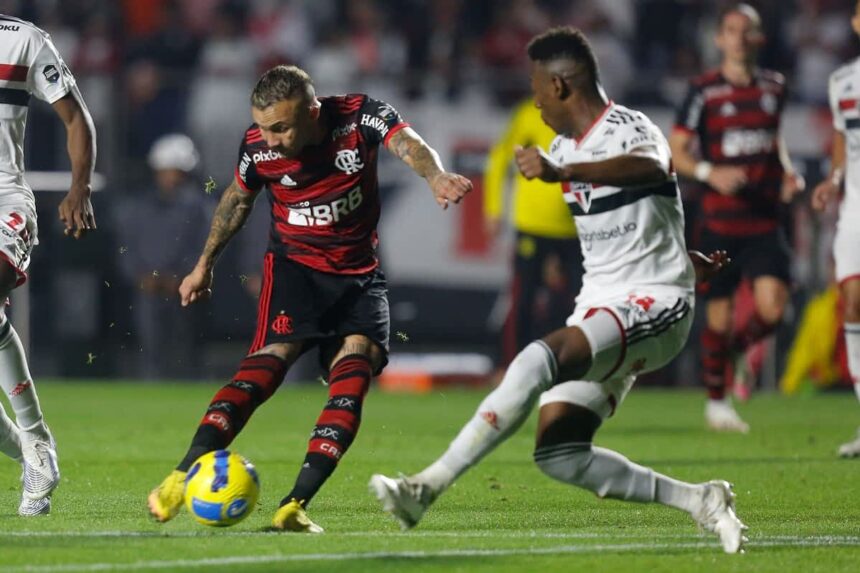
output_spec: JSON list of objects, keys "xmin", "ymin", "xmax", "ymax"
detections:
[{"xmin": 1, "ymin": 381, "xmax": 859, "ymax": 572}]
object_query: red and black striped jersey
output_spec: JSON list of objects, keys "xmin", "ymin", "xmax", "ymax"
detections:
[
  {"xmin": 674, "ymin": 69, "xmax": 787, "ymax": 236},
  {"xmin": 235, "ymin": 94, "xmax": 409, "ymax": 274}
]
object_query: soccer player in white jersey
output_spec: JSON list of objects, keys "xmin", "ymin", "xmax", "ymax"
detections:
[
  {"xmin": 811, "ymin": 0, "xmax": 860, "ymax": 458},
  {"xmin": 0, "ymin": 14, "xmax": 97, "ymax": 515},
  {"xmin": 370, "ymin": 27, "xmax": 747, "ymax": 553}
]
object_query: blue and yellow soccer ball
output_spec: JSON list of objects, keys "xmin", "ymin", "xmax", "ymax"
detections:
[{"xmin": 184, "ymin": 450, "xmax": 260, "ymax": 527}]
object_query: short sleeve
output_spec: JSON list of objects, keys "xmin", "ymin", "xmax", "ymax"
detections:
[
  {"xmin": 619, "ymin": 113, "xmax": 671, "ymax": 171},
  {"xmin": 235, "ymin": 133, "xmax": 265, "ymax": 193},
  {"xmin": 673, "ymin": 82, "xmax": 704, "ymax": 135},
  {"xmin": 27, "ymin": 36, "xmax": 75, "ymax": 104},
  {"xmin": 829, "ymin": 73, "xmax": 846, "ymax": 133},
  {"xmin": 358, "ymin": 96, "xmax": 409, "ymax": 147}
]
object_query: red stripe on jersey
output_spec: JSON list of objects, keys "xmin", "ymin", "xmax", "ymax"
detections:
[
  {"xmin": 0, "ymin": 64, "xmax": 28, "ymax": 82},
  {"xmin": 705, "ymin": 112, "xmax": 779, "ymax": 131},
  {"xmin": 249, "ymin": 253, "xmax": 274, "ymax": 353},
  {"xmin": 840, "ymin": 99, "xmax": 858, "ymax": 111},
  {"xmin": 246, "ymin": 128, "xmax": 263, "ymax": 143},
  {"xmin": 383, "ymin": 122, "xmax": 409, "ymax": 147},
  {"xmin": 704, "ymin": 219, "xmax": 778, "ymax": 235}
]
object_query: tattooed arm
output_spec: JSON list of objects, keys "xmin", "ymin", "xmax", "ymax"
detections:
[
  {"xmin": 179, "ymin": 177, "xmax": 258, "ymax": 306},
  {"xmin": 386, "ymin": 127, "xmax": 472, "ymax": 209}
]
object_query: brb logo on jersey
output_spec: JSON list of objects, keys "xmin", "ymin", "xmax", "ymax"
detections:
[
  {"xmin": 287, "ymin": 187, "xmax": 364, "ymax": 227},
  {"xmin": 334, "ymin": 149, "xmax": 364, "ymax": 175}
]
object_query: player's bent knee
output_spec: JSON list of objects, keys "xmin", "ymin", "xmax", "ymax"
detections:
[
  {"xmin": 534, "ymin": 443, "xmax": 593, "ymax": 485},
  {"xmin": 541, "ymin": 327, "xmax": 591, "ymax": 381},
  {"xmin": 250, "ymin": 342, "xmax": 302, "ymax": 363}
]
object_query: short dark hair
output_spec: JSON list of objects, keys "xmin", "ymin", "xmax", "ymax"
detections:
[
  {"xmin": 250, "ymin": 65, "xmax": 314, "ymax": 109},
  {"xmin": 718, "ymin": 3, "xmax": 761, "ymax": 29},
  {"xmin": 526, "ymin": 27, "xmax": 600, "ymax": 87}
]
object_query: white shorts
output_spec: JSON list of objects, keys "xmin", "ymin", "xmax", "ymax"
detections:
[
  {"xmin": 834, "ymin": 225, "xmax": 860, "ymax": 285},
  {"xmin": 539, "ymin": 293, "xmax": 694, "ymax": 419},
  {"xmin": 0, "ymin": 204, "xmax": 37, "ymax": 286}
]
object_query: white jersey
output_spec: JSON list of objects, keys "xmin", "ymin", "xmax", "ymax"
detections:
[
  {"xmin": 0, "ymin": 15, "xmax": 76, "ymax": 208},
  {"xmin": 828, "ymin": 57, "xmax": 860, "ymax": 226},
  {"xmin": 549, "ymin": 102, "xmax": 694, "ymax": 306}
]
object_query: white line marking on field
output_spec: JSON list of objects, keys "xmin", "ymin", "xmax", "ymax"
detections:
[{"xmin": 3, "ymin": 536, "xmax": 860, "ymax": 572}]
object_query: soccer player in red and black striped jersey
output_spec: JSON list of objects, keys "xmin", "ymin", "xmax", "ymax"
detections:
[
  {"xmin": 669, "ymin": 3, "xmax": 804, "ymax": 433},
  {"xmin": 147, "ymin": 65, "xmax": 472, "ymax": 532}
]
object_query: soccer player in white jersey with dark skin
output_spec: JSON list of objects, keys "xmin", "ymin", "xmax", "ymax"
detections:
[
  {"xmin": 812, "ymin": 0, "xmax": 860, "ymax": 458},
  {"xmin": 0, "ymin": 14, "xmax": 96, "ymax": 515},
  {"xmin": 370, "ymin": 27, "xmax": 748, "ymax": 553}
]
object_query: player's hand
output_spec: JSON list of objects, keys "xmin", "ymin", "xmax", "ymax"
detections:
[
  {"xmin": 429, "ymin": 172, "xmax": 472, "ymax": 210},
  {"xmin": 811, "ymin": 179, "xmax": 839, "ymax": 211},
  {"xmin": 58, "ymin": 185, "xmax": 96, "ymax": 239},
  {"xmin": 689, "ymin": 249, "xmax": 730, "ymax": 284},
  {"xmin": 707, "ymin": 166, "xmax": 747, "ymax": 196},
  {"xmin": 179, "ymin": 265, "xmax": 213, "ymax": 307},
  {"xmin": 780, "ymin": 170, "xmax": 806, "ymax": 203},
  {"xmin": 514, "ymin": 145, "xmax": 561, "ymax": 182}
]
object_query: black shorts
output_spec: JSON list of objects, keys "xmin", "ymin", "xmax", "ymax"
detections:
[
  {"xmin": 249, "ymin": 253, "xmax": 390, "ymax": 372},
  {"xmin": 697, "ymin": 228, "xmax": 791, "ymax": 300}
]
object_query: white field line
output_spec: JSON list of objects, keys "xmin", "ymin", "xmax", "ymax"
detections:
[{"xmin": 2, "ymin": 536, "xmax": 860, "ymax": 573}]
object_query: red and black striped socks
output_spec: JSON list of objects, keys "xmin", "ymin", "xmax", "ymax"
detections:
[
  {"xmin": 177, "ymin": 353, "xmax": 287, "ymax": 471},
  {"xmin": 281, "ymin": 353, "xmax": 372, "ymax": 507}
]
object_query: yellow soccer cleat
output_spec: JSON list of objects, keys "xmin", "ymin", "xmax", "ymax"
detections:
[
  {"xmin": 271, "ymin": 499, "xmax": 324, "ymax": 533},
  {"xmin": 147, "ymin": 470, "xmax": 187, "ymax": 523}
]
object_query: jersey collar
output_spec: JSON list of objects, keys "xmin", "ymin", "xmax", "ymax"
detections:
[{"xmin": 574, "ymin": 100, "xmax": 614, "ymax": 148}]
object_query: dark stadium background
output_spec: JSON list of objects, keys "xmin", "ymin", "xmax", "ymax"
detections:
[{"xmin": 11, "ymin": 0, "xmax": 856, "ymax": 389}]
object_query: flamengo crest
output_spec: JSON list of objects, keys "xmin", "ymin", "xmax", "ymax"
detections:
[{"xmin": 334, "ymin": 149, "xmax": 364, "ymax": 174}]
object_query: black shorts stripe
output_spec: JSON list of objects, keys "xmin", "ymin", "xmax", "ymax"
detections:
[
  {"xmin": 624, "ymin": 299, "xmax": 686, "ymax": 338},
  {"xmin": 568, "ymin": 180, "xmax": 678, "ymax": 217},
  {"xmin": 627, "ymin": 304, "xmax": 691, "ymax": 346},
  {"xmin": 847, "ymin": 118, "xmax": 860, "ymax": 130},
  {"xmin": 0, "ymin": 87, "xmax": 29, "ymax": 107}
]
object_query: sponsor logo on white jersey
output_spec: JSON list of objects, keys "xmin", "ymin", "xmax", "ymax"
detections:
[
  {"xmin": 0, "ymin": 24, "xmax": 20, "ymax": 31},
  {"xmin": 580, "ymin": 222, "xmax": 638, "ymax": 251},
  {"xmin": 287, "ymin": 187, "xmax": 363, "ymax": 227},
  {"xmin": 334, "ymin": 149, "xmax": 364, "ymax": 175}
]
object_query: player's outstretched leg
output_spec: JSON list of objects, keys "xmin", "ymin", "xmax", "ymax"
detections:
[
  {"xmin": 0, "ymin": 315, "xmax": 60, "ymax": 507},
  {"xmin": 532, "ymin": 401, "xmax": 747, "ymax": 554},
  {"xmin": 0, "ymin": 405, "xmax": 47, "ymax": 515},
  {"xmin": 370, "ymin": 338, "xmax": 563, "ymax": 529},
  {"xmin": 274, "ymin": 346, "xmax": 376, "ymax": 533},
  {"xmin": 148, "ymin": 352, "xmax": 289, "ymax": 522}
]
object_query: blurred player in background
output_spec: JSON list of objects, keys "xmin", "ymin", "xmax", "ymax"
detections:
[
  {"xmin": 669, "ymin": 3, "xmax": 804, "ymax": 432},
  {"xmin": 0, "ymin": 14, "xmax": 96, "ymax": 515},
  {"xmin": 372, "ymin": 27, "xmax": 747, "ymax": 554},
  {"xmin": 147, "ymin": 64, "xmax": 472, "ymax": 532},
  {"xmin": 811, "ymin": 0, "xmax": 860, "ymax": 458},
  {"xmin": 484, "ymin": 98, "xmax": 582, "ymax": 367}
]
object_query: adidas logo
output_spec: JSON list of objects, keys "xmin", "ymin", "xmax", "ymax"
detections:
[{"xmin": 280, "ymin": 174, "xmax": 297, "ymax": 186}]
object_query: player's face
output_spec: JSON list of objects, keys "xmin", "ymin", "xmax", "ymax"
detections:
[
  {"xmin": 530, "ymin": 62, "xmax": 564, "ymax": 134},
  {"xmin": 251, "ymin": 97, "xmax": 319, "ymax": 158},
  {"xmin": 716, "ymin": 11, "xmax": 763, "ymax": 63}
]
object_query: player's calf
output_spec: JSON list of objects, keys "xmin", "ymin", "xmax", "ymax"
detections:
[{"xmin": 281, "ymin": 353, "xmax": 373, "ymax": 508}]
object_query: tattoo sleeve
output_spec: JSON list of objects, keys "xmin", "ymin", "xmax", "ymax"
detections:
[
  {"xmin": 199, "ymin": 179, "xmax": 258, "ymax": 268},
  {"xmin": 386, "ymin": 127, "xmax": 444, "ymax": 181}
]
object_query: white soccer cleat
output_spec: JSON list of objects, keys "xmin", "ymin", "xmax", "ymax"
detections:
[
  {"xmin": 18, "ymin": 495, "xmax": 50, "ymax": 516},
  {"xmin": 837, "ymin": 428, "xmax": 860, "ymax": 458},
  {"xmin": 692, "ymin": 480, "xmax": 748, "ymax": 553},
  {"xmin": 706, "ymin": 399, "xmax": 750, "ymax": 433},
  {"xmin": 369, "ymin": 473, "xmax": 436, "ymax": 530},
  {"xmin": 20, "ymin": 426, "xmax": 59, "ymax": 500}
]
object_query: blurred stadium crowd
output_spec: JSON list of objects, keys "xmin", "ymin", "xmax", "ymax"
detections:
[{"xmin": 4, "ymin": 0, "xmax": 858, "ymax": 390}]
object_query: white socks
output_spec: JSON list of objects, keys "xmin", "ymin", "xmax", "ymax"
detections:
[
  {"xmin": 534, "ymin": 442, "xmax": 702, "ymax": 514},
  {"xmin": 0, "ymin": 405, "xmax": 21, "ymax": 461},
  {"xmin": 846, "ymin": 323, "xmax": 860, "ymax": 402},
  {"xmin": 415, "ymin": 341, "xmax": 557, "ymax": 492},
  {"xmin": 0, "ymin": 318, "xmax": 44, "ymax": 432}
]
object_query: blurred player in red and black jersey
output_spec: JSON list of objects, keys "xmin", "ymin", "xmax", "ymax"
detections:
[
  {"xmin": 669, "ymin": 3, "xmax": 804, "ymax": 433},
  {"xmin": 147, "ymin": 65, "xmax": 472, "ymax": 532}
]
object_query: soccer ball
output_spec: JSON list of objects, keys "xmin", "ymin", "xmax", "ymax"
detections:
[{"xmin": 184, "ymin": 450, "xmax": 260, "ymax": 527}]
